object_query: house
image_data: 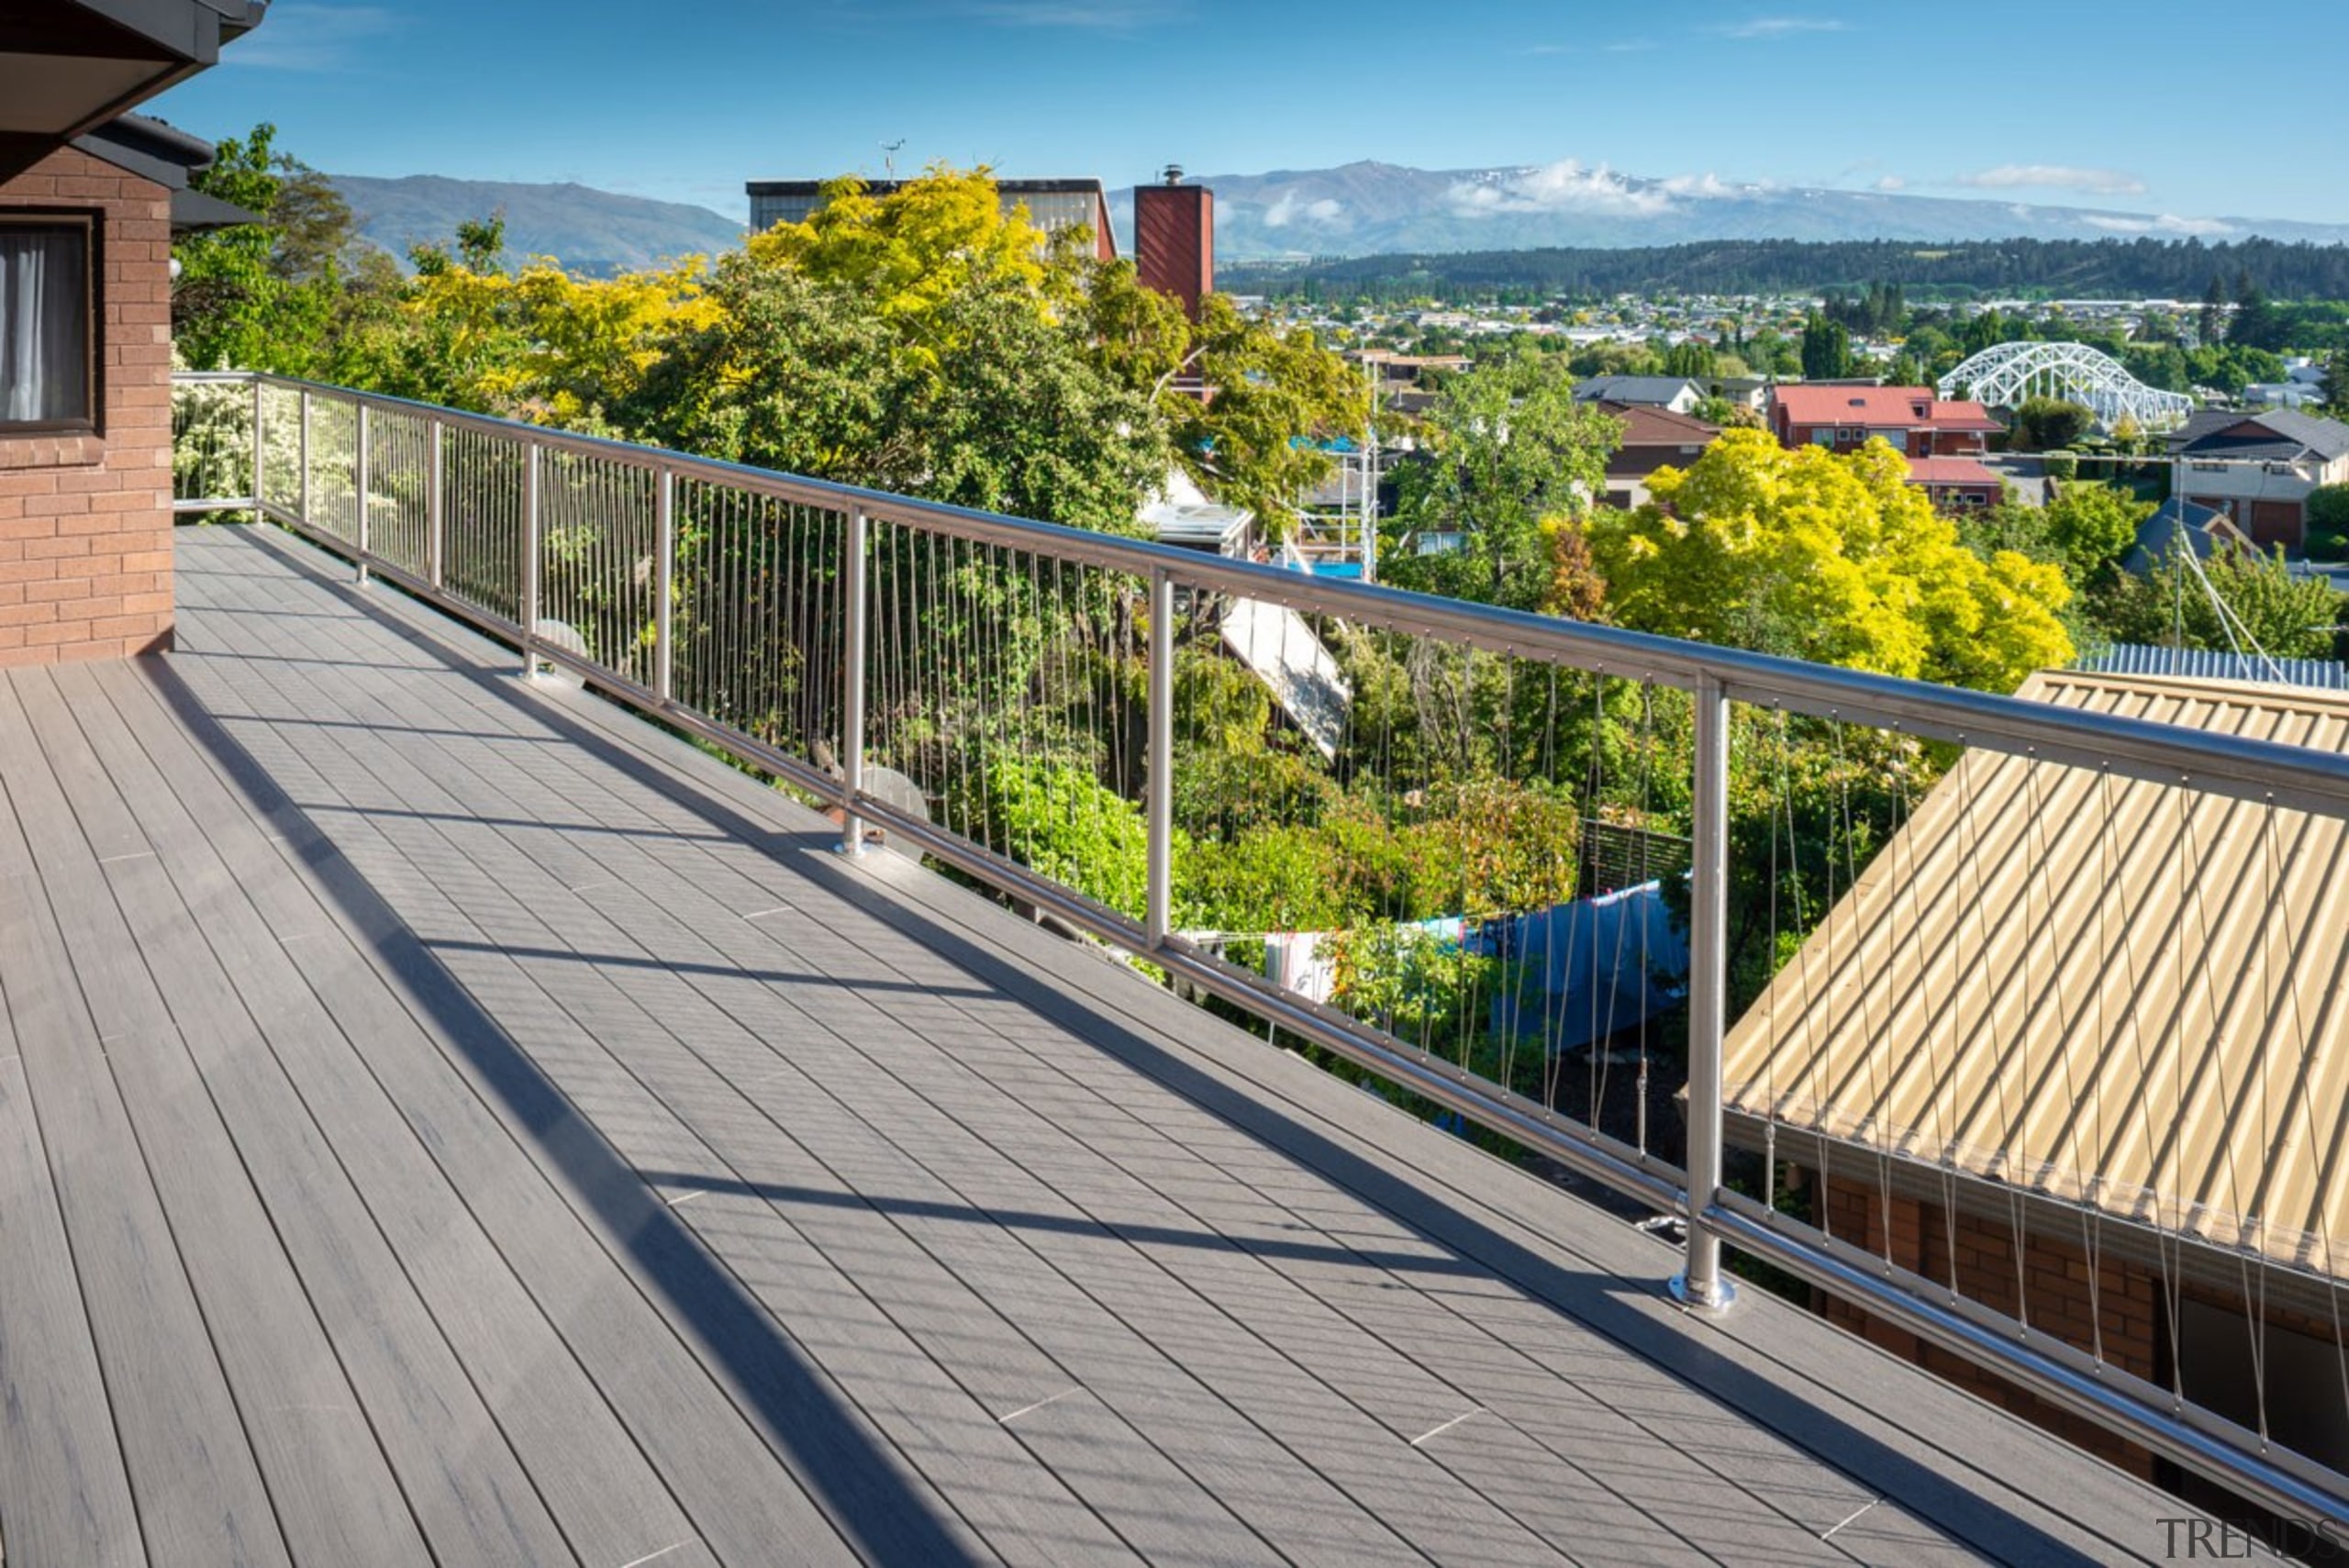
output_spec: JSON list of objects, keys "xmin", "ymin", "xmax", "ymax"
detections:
[
  {"xmin": 1903, "ymin": 455, "xmax": 2004, "ymax": 510},
  {"xmin": 1594, "ymin": 401, "xmax": 1720, "ymax": 508},
  {"xmin": 744, "ymin": 176, "xmax": 1118, "ymax": 260},
  {"xmin": 2244, "ymin": 359, "xmax": 2332, "ymax": 411},
  {"xmin": 2, "ymin": 0, "xmax": 267, "ymax": 672},
  {"xmin": 1720, "ymin": 671, "xmax": 2349, "ymax": 1502},
  {"xmin": 2118, "ymin": 496, "xmax": 2254, "ymax": 576},
  {"xmin": 1572, "ymin": 375, "xmax": 1705, "ymax": 415},
  {"xmin": 1769, "ymin": 384, "xmax": 2004, "ymax": 459},
  {"xmin": 1705, "ymin": 374, "xmax": 1772, "ymax": 414},
  {"xmin": 2164, "ymin": 407, "xmax": 2349, "ymax": 550}
]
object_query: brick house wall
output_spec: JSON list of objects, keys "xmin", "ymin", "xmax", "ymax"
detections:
[
  {"xmin": 0, "ymin": 145, "xmax": 174, "ymax": 669},
  {"xmin": 1818, "ymin": 1173, "xmax": 2163, "ymax": 1477},
  {"xmin": 1816, "ymin": 1172, "xmax": 2349, "ymax": 1496}
]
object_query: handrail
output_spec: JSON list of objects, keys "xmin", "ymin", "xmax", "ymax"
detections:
[
  {"xmin": 214, "ymin": 371, "xmax": 2349, "ymax": 815},
  {"xmin": 173, "ymin": 368, "xmax": 2349, "ymax": 1528}
]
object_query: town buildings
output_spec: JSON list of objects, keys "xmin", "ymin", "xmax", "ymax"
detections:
[
  {"xmin": 1596, "ymin": 402, "xmax": 1720, "ymax": 508},
  {"xmin": 1769, "ymin": 384, "xmax": 2007, "ymax": 508},
  {"xmin": 1572, "ymin": 374, "xmax": 1705, "ymax": 415},
  {"xmin": 2165, "ymin": 407, "xmax": 2349, "ymax": 549},
  {"xmin": 1769, "ymin": 384, "xmax": 2003, "ymax": 458}
]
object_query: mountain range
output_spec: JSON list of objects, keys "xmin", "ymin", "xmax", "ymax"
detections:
[
  {"xmin": 1126, "ymin": 161, "xmax": 2349, "ymax": 261},
  {"xmin": 324, "ymin": 161, "xmax": 2349, "ymax": 277},
  {"xmin": 328, "ymin": 174, "xmax": 745, "ymax": 274}
]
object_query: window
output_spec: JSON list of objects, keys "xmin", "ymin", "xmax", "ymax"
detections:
[{"xmin": 0, "ymin": 215, "xmax": 95, "ymax": 433}]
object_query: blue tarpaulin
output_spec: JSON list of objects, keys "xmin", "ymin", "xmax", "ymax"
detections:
[{"xmin": 1468, "ymin": 882, "xmax": 1689, "ymax": 1051}]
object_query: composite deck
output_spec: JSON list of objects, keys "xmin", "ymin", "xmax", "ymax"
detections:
[{"xmin": 0, "ymin": 520, "xmax": 2195, "ymax": 1566}]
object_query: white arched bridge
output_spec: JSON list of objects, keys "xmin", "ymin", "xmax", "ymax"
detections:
[{"xmin": 1939, "ymin": 340, "xmax": 2197, "ymax": 431}]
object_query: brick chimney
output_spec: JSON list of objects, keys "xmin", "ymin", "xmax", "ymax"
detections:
[{"xmin": 1133, "ymin": 165, "xmax": 1213, "ymax": 321}]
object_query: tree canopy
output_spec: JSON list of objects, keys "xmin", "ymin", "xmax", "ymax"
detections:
[
  {"xmin": 1586, "ymin": 429, "xmax": 2076, "ymax": 691},
  {"xmin": 1382, "ymin": 349, "xmax": 1621, "ymax": 611}
]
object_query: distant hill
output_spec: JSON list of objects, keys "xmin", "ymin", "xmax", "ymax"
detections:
[
  {"xmin": 328, "ymin": 175, "xmax": 743, "ymax": 275},
  {"xmin": 1225, "ymin": 236, "xmax": 2349, "ymax": 303},
  {"xmin": 1108, "ymin": 161, "xmax": 2349, "ymax": 262}
]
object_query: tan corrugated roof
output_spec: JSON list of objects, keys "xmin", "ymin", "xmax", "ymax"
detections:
[{"xmin": 1723, "ymin": 671, "xmax": 2349, "ymax": 1275}]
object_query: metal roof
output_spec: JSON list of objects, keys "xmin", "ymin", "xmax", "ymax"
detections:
[
  {"xmin": 1722, "ymin": 671, "xmax": 2349, "ymax": 1276},
  {"xmin": 2078, "ymin": 644, "xmax": 2349, "ymax": 690},
  {"xmin": 2172, "ymin": 408, "xmax": 2349, "ymax": 463}
]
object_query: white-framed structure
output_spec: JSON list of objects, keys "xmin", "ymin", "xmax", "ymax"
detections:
[{"xmin": 1939, "ymin": 340, "xmax": 2197, "ymax": 432}]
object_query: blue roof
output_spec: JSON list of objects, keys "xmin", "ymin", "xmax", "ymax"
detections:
[{"xmin": 2076, "ymin": 643, "xmax": 2349, "ymax": 690}]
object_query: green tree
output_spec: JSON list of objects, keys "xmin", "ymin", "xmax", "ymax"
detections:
[
  {"xmin": 2303, "ymin": 484, "xmax": 2349, "ymax": 561},
  {"xmin": 2199, "ymin": 273, "xmax": 2229, "ymax": 346},
  {"xmin": 1585, "ymin": 429, "xmax": 2075, "ymax": 691},
  {"xmin": 173, "ymin": 122, "xmax": 400, "ymax": 377},
  {"xmin": 1799, "ymin": 313, "xmax": 1853, "ymax": 380},
  {"xmin": 2229, "ymin": 270, "xmax": 2282, "ymax": 351},
  {"xmin": 1384, "ymin": 349, "xmax": 1621, "ymax": 610},
  {"xmin": 2091, "ymin": 547, "xmax": 2343, "ymax": 661},
  {"xmin": 2042, "ymin": 481, "xmax": 2152, "ymax": 580},
  {"xmin": 1663, "ymin": 340, "xmax": 1715, "ymax": 379},
  {"xmin": 2009, "ymin": 395, "xmax": 2097, "ymax": 451},
  {"xmin": 1165, "ymin": 295, "xmax": 1369, "ymax": 531},
  {"xmin": 620, "ymin": 251, "xmax": 1163, "ymax": 536},
  {"xmin": 2323, "ymin": 349, "xmax": 2349, "ymax": 418}
]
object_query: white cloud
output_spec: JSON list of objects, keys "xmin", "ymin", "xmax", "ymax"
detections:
[
  {"xmin": 1602, "ymin": 38, "xmax": 1656, "ymax": 51},
  {"xmin": 222, "ymin": 4, "xmax": 401, "ymax": 70},
  {"xmin": 1874, "ymin": 174, "xmax": 1906, "ymax": 191},
  {"xmin": 1952, "ymin": 163, "xmax": 2147, "ymax": 195},
  {"xmin": 1719, "ymin": 16, "xmax": 1848, "ymax": 39},
  {"xmin": 2082, "ymin": 213, "xmax": 2238, "ymax": 237},
  {"xmin": 1448, "ymin": 161, "xmax": 1675, "ymax": 218},
  {"xmin": 1263, "ymin": 193, "xmax": 1346, "ymax": 229},
  {"xmin": 1659, "ymin": 172, "xmax": 1737, "ymax": 198}
]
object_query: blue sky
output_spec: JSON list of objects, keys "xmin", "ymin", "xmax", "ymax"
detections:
[{"xmin": 150, "ymin": 0, "xmax": 2349, "ymax": 226}]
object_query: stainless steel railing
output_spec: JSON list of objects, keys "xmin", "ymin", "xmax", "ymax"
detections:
[{"xmin": 173, "ymin": 369, "xmax": 2349, "ymax": 1526}]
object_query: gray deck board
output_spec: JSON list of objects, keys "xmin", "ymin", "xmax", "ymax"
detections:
[
  {"xmin": 0, "ymin": 519, "xmax": 2226, "ymax": 1565},
  {"xmin": 0, "ymin": 995, "xmax": 145, "ymax": 1568},
  {"xmin": 58, "ymin": 656, "xmax": 713, "ymax": 1568},
  {"xmin": 221, "ymin": 585, "xmax": 1625, "ymax": 1566},
  {"xmin": 12, "ymin": 668, "xmax": 446, "ymax": 1568},
  {"xmin": 0, "ymin": 677, "xmax": 293, "ymax": 1568},
  {"xmin": 229, "ymin": 562, "xmax": 1895, "ymax": 1566}
]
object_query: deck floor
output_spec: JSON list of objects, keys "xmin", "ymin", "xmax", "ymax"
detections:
[{"xmin": 0, "ymin": 522, "xmax": 2191, "ymax": 1566}]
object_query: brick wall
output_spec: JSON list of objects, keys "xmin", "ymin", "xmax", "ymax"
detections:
[
  {"xmin": 1817, "ymin": 1173, "xmax": 2162, "ymax": 1477},
  {"xmin": 0, "ymin": 145, "xmax": 174, "ymax": 668}
]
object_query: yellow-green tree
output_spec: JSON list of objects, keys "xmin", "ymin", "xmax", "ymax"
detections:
[
  {"xmin": 396, "ymin": 219, "xmax": 718, "ymax": 423},
  {"xmin": 1587, "ymin": 429, "xmax": 2074, "ymax": 691},
  {"xmin": 748, "ymin": 165, "xmax": 1055, "ymax": 361}
]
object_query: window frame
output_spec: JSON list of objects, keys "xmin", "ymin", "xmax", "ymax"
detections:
[{"xmin": 0, "ymin": 209, "xmax": 102, "ymax": 438}]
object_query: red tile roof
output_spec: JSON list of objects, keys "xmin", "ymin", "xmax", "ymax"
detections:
[
  {"xmin": 1597, "ymin": 401, "xmax": 1720, "ymax": 445},
  {"xmin": 1904, "ymin": 457, "xmax": 2003, "ymax": 487},
  {"xmin": 1771, "ymin": 384, "xmax": 2004, "ymax": 432}
]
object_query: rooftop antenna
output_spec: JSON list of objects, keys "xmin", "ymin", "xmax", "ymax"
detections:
[{"xmin": 880, "ymin": 139, "xmax": 906, "ymax": 178}]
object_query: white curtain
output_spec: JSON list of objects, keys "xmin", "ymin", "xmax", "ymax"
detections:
[{"xmin": 0, "ymin": 228, "xmax": 87, "ymax": 424}]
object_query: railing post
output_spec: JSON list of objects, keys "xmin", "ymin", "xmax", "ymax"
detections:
[
  {"xmin": 1672, "ymin": 669, "xmax": 1737, "ymax": 1314},
  {"xmin": 520, "ymin": 441, "xmax": 540, "ymax": 680},
  {"xmin": 353, "ymin": 401, "xmax": 371, "ymax": 586},
  {"xmin": 1146, "ymin": 566, "xmax": 1174, "ymax": 948},
  {"xmin": 297, "ymin": 388, "xmax": 311, "ymax": 524},
  {"xmin": 427, "ymin": 419, "xmax": 445, "ymax": 591},
  {"xmin": 653, "ymin": 466, "xmax": 674, "ymax": 705},
  {"xmin": 249, "ymin": 374, "xmax": 265, "ymax": 516},
  {"xmin": 836, "ymin": 506, "xmax": 868, "ymax": 855}
]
